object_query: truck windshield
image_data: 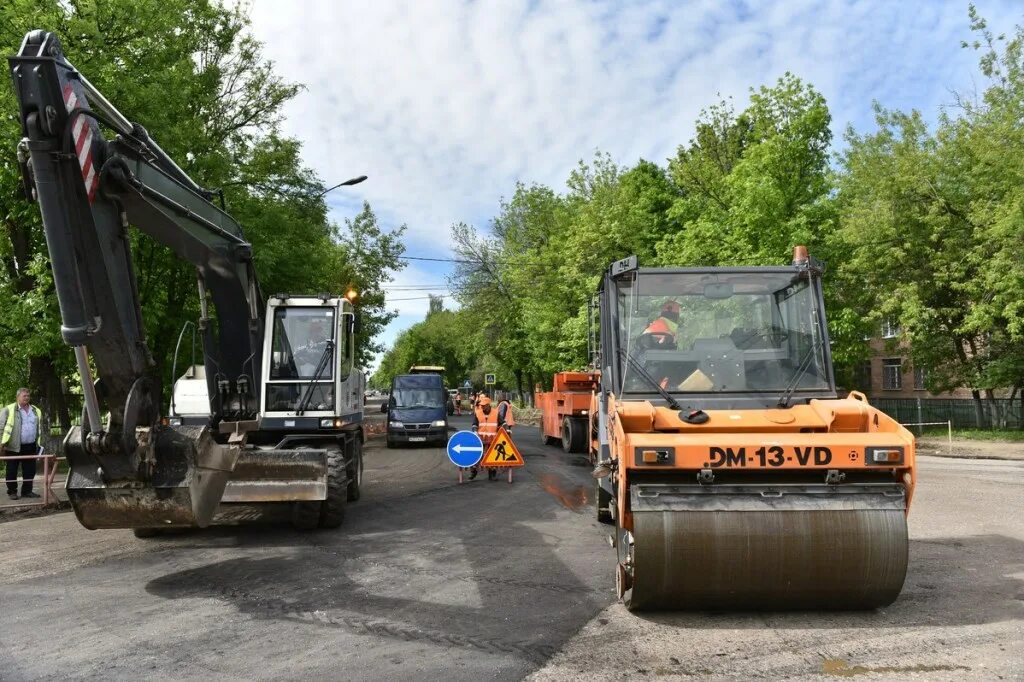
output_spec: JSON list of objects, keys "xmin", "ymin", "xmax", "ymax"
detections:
[
  {"xmin": 270, "ymin": 307, "xmax": 336, "ymax": 380},
  {"xmin": 616, "ymin": 271, "xmax": 830, "ymax": 393}
]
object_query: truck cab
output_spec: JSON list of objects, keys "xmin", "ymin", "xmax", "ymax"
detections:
[{"xmin": 385, "ymin": 373, "xmax": 449, "ymax": 447}]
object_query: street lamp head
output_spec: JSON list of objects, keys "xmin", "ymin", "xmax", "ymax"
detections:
[{"xmin": 316, "ymin": 175, "xmax": 368, "ymax": 198}]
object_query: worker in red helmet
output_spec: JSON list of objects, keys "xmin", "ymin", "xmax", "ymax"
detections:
[{"xmin": 642, "ymin": 299, "xmax": 681, "ymax": 348}]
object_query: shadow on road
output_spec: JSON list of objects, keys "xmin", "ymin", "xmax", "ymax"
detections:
[{"xmin": 143, "ymin": 460, "xmax": 611, "ymax": 667}]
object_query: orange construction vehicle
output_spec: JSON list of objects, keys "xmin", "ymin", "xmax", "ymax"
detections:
[
  {"xmin": 590, "ymin": 249, "xmax": 915, "ymax": 610},
  {"xmin": 535, "ymin": 371, "xmax": 599, "ymax": 453}
]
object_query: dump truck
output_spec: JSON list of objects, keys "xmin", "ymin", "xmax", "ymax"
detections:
[
  {"xmin": 9, "ymin": 30, "xmax": 364, "ymax": 534},
  {"xmin": 535, "ymin": 371, "xmax": 599, "ymax": 453},
  {"xmin": 590, "ymin": 249, "xmax": 915, "ymax": 610}
]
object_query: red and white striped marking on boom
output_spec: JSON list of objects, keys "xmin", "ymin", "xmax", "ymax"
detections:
[{"xmin": 62, "ymin": 83, "xmax": 99, "ymax": 203}]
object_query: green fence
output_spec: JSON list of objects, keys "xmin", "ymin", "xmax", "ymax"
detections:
[{"xmin": 870, "ymin": 397, "xmax": 1023, "ymax": 430}]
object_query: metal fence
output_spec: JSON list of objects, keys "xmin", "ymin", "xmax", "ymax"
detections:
[{"xmin": 869, "ymin": 397, "xmax": 1024, "ymax": 430}]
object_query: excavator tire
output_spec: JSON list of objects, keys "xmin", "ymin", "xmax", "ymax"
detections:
[
  {"xmin": 561, "ymin": 417, "xmax": 586, "ymax": 453},
  {"xmin": 620, "ymin": 501, "xmax": 908, "ymax": 611},
  {"xmin": 318, "ymin": 448, "xmax": 348, "ymax": 528},
  {"xmin": 346, "ymin": 436, "xmax": 363, "ymax": 502}
]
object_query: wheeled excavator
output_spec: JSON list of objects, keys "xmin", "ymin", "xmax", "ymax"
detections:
[
  {"xmin": 9, "ymin": 30, "xmax": 365, "ymax": 534},
  {"xmin": 589, "ymin": 248, "xmax": 915, "ymax": 610}
]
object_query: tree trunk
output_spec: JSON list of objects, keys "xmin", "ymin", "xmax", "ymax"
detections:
[
  {"xmin": 29, "ymin": 354, "xmax": 72, "ymax": 431},
  {"xmin": 525, "ymin": 372, "xmax": 535, "ymax": 406},
  {"xmin": 984, "ymin": 389, "xmax": 1002, "ymax": 429},
  {"xmin": 514, "ymin": 369, "xmax": 524, "ymax": 406},
  {"xmin": 970, "ymin": 389, "xmax": 986, "ymax": 429}
]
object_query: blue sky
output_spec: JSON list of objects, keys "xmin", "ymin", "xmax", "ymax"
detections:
[{"xmin": 247, "ymin": 0, "xmax": 1021, "ymax": 370}]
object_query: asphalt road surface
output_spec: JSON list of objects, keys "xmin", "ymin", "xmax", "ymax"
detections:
[{"xmin": 1, "ymin": 418, "xmax": 1022, "ymax": 681}]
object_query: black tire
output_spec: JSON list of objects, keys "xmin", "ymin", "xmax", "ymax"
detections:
[
  {"xmin": 562, "ymin": 416, "xmax": 586, "ymax": 453},
  {"xmin": 291, "ymin": 501, "xmax": 321, "ymax": 530},
  {"xmin": 385, "ymin": 437, "xmax": 396, "ymax": 449},
  {"xmin": 133, "ymin": 528, "xmax": 162, "ymax": 538},
  {"xmin": 597, "ymin": 480, "xmax": 613, "ymax": 524},
  {"xmin": 346, "ymin": 436, "xmax": 363, "ymax": 502},
  {"xmin": 319, "ymin": 448, "xmax": 348, "ymax": 528}
]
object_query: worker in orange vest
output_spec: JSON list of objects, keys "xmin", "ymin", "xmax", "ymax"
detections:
[
  {"xmin": 642, "ymin": 299, "xmax": 681, "ymax": 348},
  {"xmin": 469, "ymin": 396, "xmax": 509, "ymax": 480}
]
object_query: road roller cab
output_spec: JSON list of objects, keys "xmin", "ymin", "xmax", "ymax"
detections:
[{"xmin": 590, "ymin": 250, "xmax": 916, "ymax": 611}]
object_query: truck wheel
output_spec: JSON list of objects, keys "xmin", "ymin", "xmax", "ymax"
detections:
[
  {"xmin": 319, "ymin": 448, "xmax": 348, "ymax": 528},
  {"xmin": 385, "ymin": 437, "xmax": 396, "ymax": 449},
  {"xmin": 562, "ymin": 417, "xmax": 586, "ymax": 453},
  {"xmin": 346, "ymin": 436, "xmax": 363, "ymax": 502},
  {"xmin": 596, "ymin": 481, "xmax": 613, "ymax": 524},
  {"xmin": 540, "ymin": 424, "xmax": 558, "ymax": 447}
]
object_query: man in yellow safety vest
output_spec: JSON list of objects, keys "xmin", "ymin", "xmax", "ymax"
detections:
[{"xmin": 0, "ymin": 388, "xmax": 44, "ymax": 500}]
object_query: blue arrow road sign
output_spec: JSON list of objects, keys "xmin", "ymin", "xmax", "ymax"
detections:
[{"xmin": 447, "ymin": 430, "xmax": 484, "ymax": 468}]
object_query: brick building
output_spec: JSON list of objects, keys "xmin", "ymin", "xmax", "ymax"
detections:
[{"xmin": 851, "ymin": 319, "xmax": 973, "ymax": 399}]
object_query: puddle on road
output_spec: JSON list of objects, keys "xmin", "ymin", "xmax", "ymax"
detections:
[
  {"xmin": 822, "ymin": 659, "xmax": 969, "ymax": 677},
  {"xmin": 536, "ymin": 473, "xmax": 589, "ymax": 511}
]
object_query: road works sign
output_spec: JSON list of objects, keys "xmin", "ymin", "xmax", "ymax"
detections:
[
  {"xmin": 447, "ymin": 430, "xmax": 484, "ymax": 468},
  {"xmin": 484, "ymin": 373, "xmax": 496, "ymax": 385},
  {"xmin": 480, "ymin": 428, "xmax": 525, "ymax": 467}
]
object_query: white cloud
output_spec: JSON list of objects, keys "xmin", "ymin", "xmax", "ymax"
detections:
[{"xmin": 247, "ymin": 0, "xmax": 1021, "ymax": 361}]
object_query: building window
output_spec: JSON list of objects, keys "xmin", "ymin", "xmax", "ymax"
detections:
[
  {"xmin": 881, "ymin": 318, "xmax": 901, "ymax": 339},
  {"xmin": 882, "ymin": 359, "xmax": 902, "ymax": 390},
  {"xmin": 913, "ymin": 366, "xmax": 927, "ymax": 391}
]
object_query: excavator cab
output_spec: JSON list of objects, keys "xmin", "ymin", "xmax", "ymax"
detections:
[{"xmin": 593, "ymin": 249, "xmax": 915, "ymax": 610}]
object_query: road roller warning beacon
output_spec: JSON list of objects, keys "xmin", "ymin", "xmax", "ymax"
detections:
[{"xmin": 590, "ymin": 248, "xmax": 916, "ymax": 611}]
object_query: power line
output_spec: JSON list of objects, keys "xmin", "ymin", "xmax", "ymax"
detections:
[{"xmin": 385, "ymin": 294, "xmax": 450, "ymax": 301}]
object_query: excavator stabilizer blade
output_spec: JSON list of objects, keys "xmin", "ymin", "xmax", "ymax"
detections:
[
  {"xmin": 219, "ymin": 448, "xmax": 327, "ymax": 503},
  {"xmin": 622, "ymin": 483, "xmax": 908, "ymax": 611},
  {"xmin": 63, "ymin": 425, "xmax": 239, "ymax": 529}
]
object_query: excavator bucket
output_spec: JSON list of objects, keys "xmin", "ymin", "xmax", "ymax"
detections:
[
  {"xmin": 620, "ymin": 483, "xmax": 909, "ymax": 610},
  {"xmin": 63, "ymin": 425, "xmax": 240, "ymax": 530}
]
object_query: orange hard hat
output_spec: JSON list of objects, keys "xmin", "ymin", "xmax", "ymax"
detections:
[
  {"xmin": 478, "ymin": 396, "xmax": 492, "ymax": 407},
  {"xmin": 661, "ymin": 300, "xmax": 680, "ymax": 315}
]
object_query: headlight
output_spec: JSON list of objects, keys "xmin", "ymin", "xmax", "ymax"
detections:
[
  {"xmin": 168, "ymin": 417, "xmax": 182, "ymax": 426},
  {"xmin": 432, "ymin": 419, "xmax": 446, "ymax": 427},
  {"xmin": 320, "ymin": 418, "xmax": 345, "ymax": 428},
  {"xmin": 580, "ymin": 410, "xmax": 588, "ymax": 415},
  {"xmin": 389, "ymin": 421, "xmax": 404, "ymax": 428}
]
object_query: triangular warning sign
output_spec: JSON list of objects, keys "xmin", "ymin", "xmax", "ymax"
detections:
[{"xmin": 480, "ymin": 427, "xmax": 525, "ymax": 467}]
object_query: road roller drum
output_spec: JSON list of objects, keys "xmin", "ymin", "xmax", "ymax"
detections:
[{"xmin": 616, "ymin": 483, "xmax": 909, "ymax": 610}]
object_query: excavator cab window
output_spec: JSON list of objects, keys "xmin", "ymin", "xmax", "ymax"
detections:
[{"xmin": 270, "ymin": 307, "xmax": 337, "ymax": 379}]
